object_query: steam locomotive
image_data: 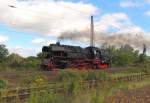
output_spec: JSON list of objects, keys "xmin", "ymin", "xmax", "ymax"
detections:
[{"xmin": 41, "ymin": 42, "xmax": 110, "ymax": 70}]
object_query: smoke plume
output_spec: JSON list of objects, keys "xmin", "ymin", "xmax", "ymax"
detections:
[{"xmin": 58, "ymin": 30, "xmax": 150, "ymax": 49}]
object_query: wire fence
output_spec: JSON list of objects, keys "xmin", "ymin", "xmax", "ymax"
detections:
[{"xmin": 0, "ymin": 73, "xmax": 150, "ymax": 103}]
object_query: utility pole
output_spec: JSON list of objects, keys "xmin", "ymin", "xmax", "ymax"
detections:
[{"xmin": 90, "ymin": 15, "xmax": 94, "ymax": 47}]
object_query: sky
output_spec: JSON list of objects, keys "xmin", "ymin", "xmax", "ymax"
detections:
[{"xmin": 0, "ymin": 0, "xmax": 150, "ymax": 57}]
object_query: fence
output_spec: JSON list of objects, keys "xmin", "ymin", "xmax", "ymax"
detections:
[{"xmin": 0, "ymin": 73, "xmax": 150, "ymax": 103}]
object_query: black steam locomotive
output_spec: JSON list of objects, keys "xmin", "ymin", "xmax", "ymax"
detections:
[{"xmin": 41, "ymin": 42, "xmax": 110, "ymax": 70}]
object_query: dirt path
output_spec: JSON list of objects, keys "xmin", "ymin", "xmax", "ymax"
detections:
[{"xmin": 105, "ymin": 85, "xmax": 150, "ymax": 103}]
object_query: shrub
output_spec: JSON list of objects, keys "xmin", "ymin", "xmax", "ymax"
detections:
[
  {"xmin": 86, "ymin": 71, "xmax": 108, "ymax": 80},
  {"xmin": 65, "ymin": 79, "xmax": 80, "ymax": 96},
  {"xmin": 0, "ymin": 79, "xmax": 7, "ymax": 89},
  {"xmin": 55, "ymin": 70, "xmax": 80, "ymax": 81},
  {"xmin": 24, "ymin": 74, "xmax": 47, "ymax": 87}
]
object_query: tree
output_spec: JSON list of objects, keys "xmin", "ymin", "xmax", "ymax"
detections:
[
  {"xmin": 37, "ymin": 52, "xmax": 45, "ymax": 60},
  {"xmin": 25, "ymin": 56, "xmax": 41, "ymax": 68},
  {"xmin": 139, "ymin": 54, "xmax": 147, "ymax": 63},
  {"xmin": 7, "ymin": 53, "xmax": 24, "ymax": 66},
  {"xmin": 0, "ymin": 44, "xmax": 9, "ymax": 63},
  {"xmin": 101, "ymin": 43, "xmax": 140, "ymax": 67},
  {"xmin": 112, "ymin": 45, "xmax": 139, "ymax": 66}
]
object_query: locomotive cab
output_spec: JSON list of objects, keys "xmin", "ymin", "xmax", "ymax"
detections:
[
  {"xmin": 85, "ymin": 46, "xmax": 110, "ymax": 69},
  {"xmin": 85, "ymin": 46, "xmax": 109, "ymax": 60}
]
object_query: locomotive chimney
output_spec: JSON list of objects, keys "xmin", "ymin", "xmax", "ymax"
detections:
[{"xmin": 90, "ymin": 15, "xmax": 94, "ymax": 47}]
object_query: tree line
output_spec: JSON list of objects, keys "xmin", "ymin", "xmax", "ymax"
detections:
[
  {"xmin": 0, "ymin": 44, "xmax": 149, "ymax": 70},
  {"xmin": 0, "ymin": 44, "xmax": 42, "ymax": 70},
  {"xmin": 101, "ymin": 43, "xmax": 148, "ymax": 67}
]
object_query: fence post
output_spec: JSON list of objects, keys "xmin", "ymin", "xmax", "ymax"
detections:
[{"xmin": 0, "ymin": 90, "xmax": 2, "ymax": 103}]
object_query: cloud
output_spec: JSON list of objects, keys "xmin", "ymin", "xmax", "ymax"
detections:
[
  {"xmin": 95, "ymin": 13, "xmax": 129, "ymax": 32},
  {"xmin": 46, "ymin": 40, "xmax": 57, "ymax": 45},
  {"xmin": 120, "ymin": 0, "xmax": 140, "ymax": 8},
  {"xmin": 0, "ymin": 0, "xmax": 98, "ymax": 36},
  {"xmin": 59, "ymin": 31, "xmax": 150, "ymax": 49},
  {"xmin": 145, "ymin": 10, "xmax": 150, "ymax": 16},
  {"xmin": 0, "ymin": 1, "xmax": 142, "ymax": 37},
  {"xmin": 31, "ymin": 38, "xmax": 56, "ymax": 45},
  {"xmin": 59, "ymin": 13, "xmax": 149, "ymax": 49},
  {"xmin": 0, "ymin": 35, "xmax": 9, "ymax": 43},
  {"xmin": 31, "ymin": 38, "xmax": 45, "ymax": 45},
  {"xmin": 8, "ymin": 38, "xmax": 56, "ymax": 57},
  {"xmin": 8, "ymin": 46, "xmax": 41, "ymax": 57},
  {"xmin": 146, "ymin": 0, "xmax": 150, "ymax": 3},
  {"xmin": 59, "ymin": 13, "xmax": 142, "ymax": 40}
]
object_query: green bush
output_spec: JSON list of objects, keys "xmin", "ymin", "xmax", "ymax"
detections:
[
  {"xmin": 7, "ymin": 53, "xmax": 24, "ymax": 67},
  {"xmin": 0, "ymin": 79, "xmax": 7, "ymax": 89},
  {"xmin": 24, "ymin": 56, "xmax": 41, "ymax": 68},
  {"xmin": 55, "ymin": 70, "xmax": 108, "ymax": 82},
  {"xmin": 86, "ymin": 71, "xmax": 108, "ymax": 80},
  {"xmin": 24, "ymin": 74, "xmax": 47, "ymax": 87},
  {"xmin": 55, "ymin": 70, "xmax": 80, "ymax": 81}
]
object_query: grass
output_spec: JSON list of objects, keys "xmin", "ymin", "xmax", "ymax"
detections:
[
  {"xmin": 80, "ymin": 77, "xmax": 150, "ymax": 103},
  {"xmin": 110, "ymin": 72, "xmax": 145, "ymax": 78},
  {"xmin": 0, "ymin": 79, "xmax": 7, "ymax": 90},
  {"xmin": 0, "ymin": 66, "xmax": 150, "ymax": 103},
  {"xmin": 0, "ymin": 67, "xmax": 148, "ymax": 88},
  {"xmin": 0, "ymin": 63, "xmax": 40, "ymax": 72},
  {"xmin": 22, "ymin": 68, "xmax": 150, "ymax": 103},
  {"xmin": 24, "ymin": 73, "xmax": 150, "ymax": 103},
  {"xmin": 55, "ymin": 69, "xmax": 109, "ymax": 82}
]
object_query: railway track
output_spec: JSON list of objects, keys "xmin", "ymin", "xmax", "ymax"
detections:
[
  {"xmin": 0, "ymin": 73, "xmax": 150, "ymax": 103},
  {"xmin": 0, "ymin": 67, "xmax": 131, "ymax": 76}
]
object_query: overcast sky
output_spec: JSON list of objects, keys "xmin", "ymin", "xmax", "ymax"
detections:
[{"xmin": 0, "ymin": 0, "xmax": 150, "ymax": 57}]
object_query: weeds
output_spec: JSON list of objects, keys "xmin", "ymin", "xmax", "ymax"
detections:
[
  {"xmin": 55, "ymin": 70, "xmax": 108, "ymax": 82},
  {"xmin": 0, "ymin": 68, "xmax": 150, "ymax": 103},
  {"xmin": 0, "ymin": 79, "xmax": 7, "ymax": 90},
  {"xmin": 25, "ymin": 76, "xmax": 150, "ymax": 103}
]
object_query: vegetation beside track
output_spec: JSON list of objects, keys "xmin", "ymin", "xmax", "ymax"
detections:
[
  {"xmin": 25, "ymin": 74, "xmax": 150, "ymax": 103},
  {"xmin": 0, "ymin": 66, "xmax": 149, "ymax": 88},
  {"xmin": 0, "ymin": 70, "xmax": 150, "ymax": 103},
  {"xmin": 1, "ymin": 73, "xmax": 149, "ymax": 103}
]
